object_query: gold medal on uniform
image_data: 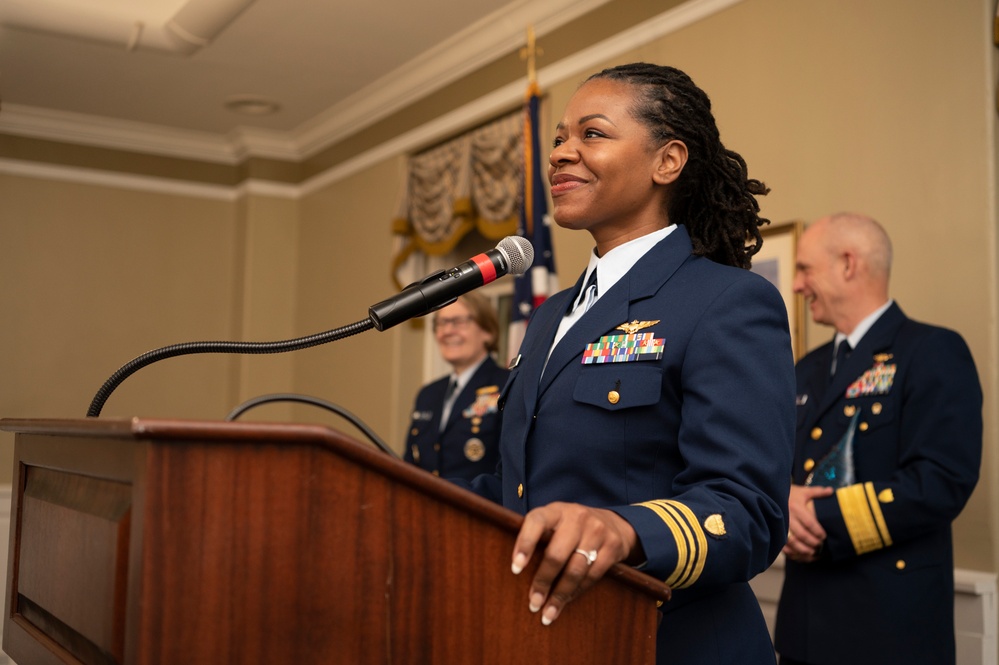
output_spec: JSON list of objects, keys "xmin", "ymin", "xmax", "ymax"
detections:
[{"xmin": 464, "ymin": 437, "xmax": 485, "ymax": 462}]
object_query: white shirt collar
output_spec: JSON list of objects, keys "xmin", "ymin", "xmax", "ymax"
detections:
[
  {"xmin": 835, "ymin": 299, "xmax": 893, "ymax": 350},
  {"xmin": 578, "ymin": 225, "xmax": 676, "ymax": 309},
  {"xmin": 451, "ymin": 354, "xmax": 488, "ymax": 393}
]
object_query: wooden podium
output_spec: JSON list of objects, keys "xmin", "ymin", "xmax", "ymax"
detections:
[{"xmin": 0, "ymin": 418, "xmax": 668, "ymax": 665}]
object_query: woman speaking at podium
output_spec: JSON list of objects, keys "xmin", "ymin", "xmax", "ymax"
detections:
[{"xmin": 465, "ymin": 62, "xmax": 795, "ymax": 665}]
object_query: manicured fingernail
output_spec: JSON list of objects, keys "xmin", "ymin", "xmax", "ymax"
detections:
[
  {"xmin": 529, "ymin": 593, "xmax": 545, "ymax": 613},
  {"xmin": 541, "ymin": 605, "xmax": 558, "ymax": 626},
  {"xmin": 512, "ymin": 553, "xmax": 528, "ymax": 575}
]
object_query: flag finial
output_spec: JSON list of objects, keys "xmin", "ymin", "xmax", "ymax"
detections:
[{"xmin": 520, "ymin": 25, "xmax": 542, "ymax": 85}]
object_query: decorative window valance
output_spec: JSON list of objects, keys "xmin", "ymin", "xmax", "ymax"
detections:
[{"xmin": 391, "ymin": 109, "xmax": 523, "ymax": 288}]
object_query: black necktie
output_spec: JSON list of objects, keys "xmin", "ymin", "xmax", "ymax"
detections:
[
  {"xmin": 831, "ymin": 341, "xmax": 852, "ymax": 380},
  {"xmin": 439, "ymin": 377, "xmax": 459, "ymax": 430},
  {"xmin": 575, "ymin": 270, "xmax": 598, "ymax": 312}
]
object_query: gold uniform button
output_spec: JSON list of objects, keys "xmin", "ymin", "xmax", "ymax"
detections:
[
  {"xmin": 871, "ymin": 402, "xmax": 883, "ymax": 415},
  {"xmin": 434, "ymin": 443, "xmax": 441, "ymax": 451},
  {"xmin": 859, "ymin": 422, "xmax": 869, "ymax": 432},
  {"xmin": 432, "ymin": 470, "xmax": 440, "ymax": 476},
  {"xmin": 517, "ymin": 483, "xmax": 524, "ymax": 498},
  {"xmin": 843, "ymin": 405, "xmax": 856, "ymax": 417},
  {"xmin": 811, "ymin": 427, "xmax": 822, "ymax": 440},
  {"xmin": 896, "ymin": 560, "xmax": 906, "ymax": 570},
  {"xmin": 803, "ymin": 458, "xmax": 815, "ymax": 472},
  {"xmin": 608, "ymin": 390, "xmax": 620, "ymax": 404},
  {"xmin": 411, "ymin": 428, "xmax": 419, "ymax": 436}
]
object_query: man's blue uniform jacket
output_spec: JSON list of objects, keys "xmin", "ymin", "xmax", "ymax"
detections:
[{"xmin": 775, "ymin": 302, "xmax": 982, "ymax": 665}]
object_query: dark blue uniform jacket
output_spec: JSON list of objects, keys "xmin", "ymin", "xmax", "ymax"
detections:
[
  {"xmin": 470, "ymin": 226, "xmax": 796, "ymax": 665},
  {"xmin": 404, "ymin": 357, "xmax": 509, "ymax": 480},
  {"xmin": 775, "ymin": 302, "xmax": 982, "ymax": 665}
]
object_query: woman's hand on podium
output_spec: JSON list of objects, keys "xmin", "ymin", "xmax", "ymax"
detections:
[{"xmin": 510, "ymin": 502, "xmax": 641, "ymax": 626}]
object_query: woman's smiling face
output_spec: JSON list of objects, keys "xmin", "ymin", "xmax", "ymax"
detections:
[
  {"xmin": 548, "ymin": 78, "xmax": 679, "ymax": 251},
  {"xmin": 433, "ymin": 299, "xmax": 491, "ymax": 374}
]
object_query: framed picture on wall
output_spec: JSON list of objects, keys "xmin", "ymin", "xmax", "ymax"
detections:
[{"xmin": 751, "ymin": 220, "xmax": 806, "ymax": 360}]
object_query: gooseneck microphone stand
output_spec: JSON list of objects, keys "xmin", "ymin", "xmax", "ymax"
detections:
[
  {"xmin": 85, "ymin": 236, "xmax": 533, "ymax": 458},
  {"xmin": 86, "ymin": 318, "xmax": 374, "ymax": 418}
]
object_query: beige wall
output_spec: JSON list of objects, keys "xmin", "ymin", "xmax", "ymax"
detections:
[
  {"xmin": 0, "ymin": 0, "xmax": 996, "ymax": 583},
  {"xmin": 291, "ymin": 157, "xmax": 427, "ymax": 446},
  {"xmin": 0, "ymin": 176, "xmax": 241, "ymax": 433},
  {"xmin": 231, "ymin": 194, "xmax": 301, "ymax": 419}
]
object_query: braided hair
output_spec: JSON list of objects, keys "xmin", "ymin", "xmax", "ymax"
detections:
[{"xmin": 587, "ymin": 63, "xmax": 769, "ymax": 269}]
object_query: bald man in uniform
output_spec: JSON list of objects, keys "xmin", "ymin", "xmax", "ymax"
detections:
[{"xmin": 774, "ymin": 212, "xmax": 982, "ymax": 665}]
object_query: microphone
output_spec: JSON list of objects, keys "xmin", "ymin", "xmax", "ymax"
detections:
[
  {"xmin": 86, "ymin": 235, "xmax": 532, "ymax": 418},
  {"xmin": 368, "ymin": 236, "xmax": 534, "ymax": 331}
]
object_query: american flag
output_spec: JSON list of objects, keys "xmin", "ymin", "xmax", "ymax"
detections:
[{"xmin": 507, "ymin": 81, "xmax": 557, "ymax": 364}]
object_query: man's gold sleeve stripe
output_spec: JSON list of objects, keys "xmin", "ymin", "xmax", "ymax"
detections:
[
  {"xmin": 864, "ymin": 482, "xmax": 893, "ymax": 547},
  {"xmin": 836, "ymin": 482, "xmax": 892, "ymax": 555},
  {"xmin": 637, "ymin": 499, "xmax": 708, "ymax": 588}
]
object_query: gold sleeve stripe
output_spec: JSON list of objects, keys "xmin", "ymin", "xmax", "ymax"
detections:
[
  {"xmin": 637, "ymin": 499, "xmax": 708, "ymax": 589},
  {"xmin": 659, "ymin": 502, "xmax": 696, "ymax": 588},
  {"xmin": 836, "ymin": 482, "xmax": 890, "ymax": 555},
  {"xmin": 665, "ymin": 501, "xmax": 709, "ymax": 588},
  {"xmin": 864, "ymin": 482, "xmax": 893, "ymax": 547},
  {"xmin": 639, "ymin": 501, "xmax": 691, "ymax": 587}
]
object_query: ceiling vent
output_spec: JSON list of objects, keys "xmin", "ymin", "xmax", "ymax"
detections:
[{"xmin": 0, "ymin": 0, "xmax": 256, "ymax": 55}]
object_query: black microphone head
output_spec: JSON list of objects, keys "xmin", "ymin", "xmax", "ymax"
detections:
[{"xmin": 497, "ymin": 236, "xmax": 534, "ymax": 276}]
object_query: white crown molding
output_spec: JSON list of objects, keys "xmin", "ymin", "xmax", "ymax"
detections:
[
  {"xmin": 0, "ymin": 157, "xmax": 239, "ymax": 199},
  {"xmin": 0, "ymin": 0, "xmax": 609, "ymax": 164},
  {"xmin": 299, "ymin": 79, "xmax": 528, "ymax": 197},
  {"xmin": 0, "ymin": 0, "xmax": 743, "ymax": 198},
  {"xmin": 290, "ymin": 0, "xmax": 610, "ymax": 159},
  {"xmin": 0, "ymin": 156, "xmax": 304, "ymax": 200},
  {"xmin": 227, "ymin": 126, "xmax": 302, "ymax": 162},
  {"xmin": 0, "ymin": 103, "xmax": 241, "ymax": 163},
  {"xmin": 238, "ymin": 178, "xmax": 299, "ymax": 199},
  {"xmin": 301, "ymin": 0, "xmax": 746, "ymax": 191}
]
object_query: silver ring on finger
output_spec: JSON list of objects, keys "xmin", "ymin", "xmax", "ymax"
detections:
[{"xmin": 573, "ymin": 548, "xmax": 598, "ymax": 567}]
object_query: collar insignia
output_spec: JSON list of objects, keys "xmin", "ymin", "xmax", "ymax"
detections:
[{"xmin": 616, "ymin": 320, "xmax": 660, "ymax": 334}]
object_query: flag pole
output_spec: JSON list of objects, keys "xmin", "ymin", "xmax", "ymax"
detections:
[
  {"xmin": 519, "ymin": 25, "xmax": 542, "ymax": 235},
  {"xmin": 507, "ymin": 25, "xmax": 557, "ymax": 364}
]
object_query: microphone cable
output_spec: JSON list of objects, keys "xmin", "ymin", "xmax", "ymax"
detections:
[{"xmin": 224, "ymin": 392, "xmax": 397, "ymax": 458}]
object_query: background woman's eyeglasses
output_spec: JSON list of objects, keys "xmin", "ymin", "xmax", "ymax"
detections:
[{"xmin": 432, "ymin": 315, "xmax": 475, "ymax": 331}]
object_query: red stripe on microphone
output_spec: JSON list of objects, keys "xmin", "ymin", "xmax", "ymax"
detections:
[{"xmin": 471, "ymin": 253, "xmax": 498, "ymax": 283}]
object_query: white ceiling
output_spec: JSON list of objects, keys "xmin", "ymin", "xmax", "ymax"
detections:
[{"xmin": 0, "ymin": 0, "xmax": 611, "ymax": 160}]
